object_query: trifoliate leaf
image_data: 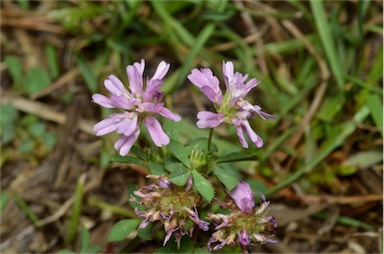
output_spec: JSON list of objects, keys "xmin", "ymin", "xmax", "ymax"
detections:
[
  {"xmin": 169, "ymin": 139, "xmax": 191, "ymax": 167},
  {"xmin": 169, "ymin": 165, "xmax": 190, "ymax": 186},
  {"xmin": 192, "ymin": 170, "xmax": 214, "ymax": 202},
  {"xmin": 212, "ymin": 164, "xmax": 240, "ymax": 191},
  {"xmin": 108, "ymin": 219, "xmax": 141, "ymax": 242}
]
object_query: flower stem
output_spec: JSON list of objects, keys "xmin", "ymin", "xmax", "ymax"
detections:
[{"xmin": 207, "ymin": 128, "xmax": 214, "ymax": 152}]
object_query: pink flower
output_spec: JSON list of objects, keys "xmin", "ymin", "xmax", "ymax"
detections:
[
  {"xmin": 130, "ymin": 176, "xmax": 209, "ymax": 249},
  {"xmin": 93, "ymin": 60, "xmax": 181, "ymax": 156},
  {"xmin": 207, "ymin": 181, "xmax": 278, "ymax": 251},
  {"xmin": 229, "ymin": 180, "xmax": 255, "ymax": 214},
  {"xmin": 188, "ymin": 61, "xmax": 274, "ymax": 148}
]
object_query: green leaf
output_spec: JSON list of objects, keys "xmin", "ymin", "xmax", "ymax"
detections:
[
  {"xmin": 28, "ymin": 122, "xmax": 46, "ymax": 138},
  {"xmin": 247, "ymin": 178, "xmax": 268, "ymax": 193},
  {"xmin": 310, "ymin": 0, "xmax": 344, "ymax": 89},
  {"xmin": 169, "ymin": 165, "xmax": 190, "ymax": 186},
  {"xmin": 81, "ymin": 246, "xmax": 102, "ymax": 254},
  {"xmin": 343, "ymin": 150, "xmax": 383, "ymax": 170},
  {"xmin": 163, "ymin": 118, "xmax": 182, "ymax": 140},
  {"xmin": 138, "ymin": 223, "xmax": 153, "ymax": 240},
  {"xmin": 169, "ymin": 140, "xmax": 190, "ymax": 167},
  {"xmin": 79, "ymin": 227, "xmax": 90, "ymax": 253},
  {"xmin": 23, "ymin": 67, "xmax": 51, "ymax": 95},
  {"xmin": 111, "ymin": 155, "xmax": 143, "ymax": 164},
  {"xmin": 5, "ymin": 55, "xmax": 22, "ymax": 83},
  {"xmin": 108, "ymin": 219, "xmax": 141, "ymax": 242},
  {"xmin": 366, "ymin": 93, "xmax": 383, "ymax": 131},
  {"xmin": 147, "ymin": 161, "xmax": 167, "ymax": 176},
  {"xmin": 165, "ymin": 161, "xmax": 184, "ymax": 173},
  {"xmin": 216, "ymin": 152, "xmax": 258, "ymax": 164},
  {"xmin": 56, "ymin": 249, "xmax": 75, "ymax": 254},
  {"xmin": 192, "ymin": 170, "xmax": 214, "ymax": 202},
  {"xmin": 0, "ymin": 192, "xmax": 9, "ymax": 212},
  {"xmin": 175, "ymin": 23, "xmax": 216, "ymax": 91},
  {"xmin": 131, "ymin": 146, "xmax": 147, "ymax": 161},
  {"xmin": 192, "ymin": 247, "xmax": 211, "ymax": 254},
  {"xmin": 74, "ymin": 53, "xmax": 98, "ymax": 93},
  {"xmin": 45, "ymin": 44, "xmax": 59, "ymax": 79},
  {"xmin": 317, "ymin": 94, "xmax": 346, "ymax": 122},
  {"xmin": 185, "ymin": 137, "xmax": 217, "ymax": 154},
  {"xmin": 66, "ymin": 175, "xmax": 85, "ymax": 244},
  {"xmin": 212, "ymin": 164, "xmax": 240, "ymax": 191},
  {"xmin": 13, "ymin": 194, "xmax": 40, "ymax": 225},
  {"xmin": 0, "ymin": 104, "xmax": 18, "ymax": 145},
  {"xmin": 16, "ymin": 0, "xmax": 30, "ymax": 9}
]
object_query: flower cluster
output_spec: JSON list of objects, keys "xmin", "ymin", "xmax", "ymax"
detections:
[
  {"xmin": 188, "ymin": 61, "xmax": 274, "ymax": 148},
  {"xmin": 130, "ymin": 176, "xmax": 209, "ymax": 248},
  {"xmin": 93, "ymin": 60, "xmax": 277, "ymax": 252},
  {"xmin": 207, "ymin": 181, "xmax": 277, "ymax": 251},
  {"xmin": 92, "ymin": 60, "xmax": 180, "ymax": 156}
]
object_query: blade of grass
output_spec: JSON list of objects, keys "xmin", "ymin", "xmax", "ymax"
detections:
[
  {"xmin": 313, "ymin": 212, "xmax": 374, "ymax": 231},
  {"xmin": 45, "ymin": 44, "xmax": 59, "ymax": 79},
  {"xmin": 344, "ymin": 74, "xmax": 383, "ymax": 94},
  {"xmin": 174, "ymin": 23, "xmax": 216, "ymax": 91},
  {"xmin": 13, "ymin": 194, "xmax": 40, "ymax": 226},
  {"xmin": 366, "ymin": 93, "xmax": 383, "ymax": 131},
  {"xmin": 66, "ymin": 174, "xmax": 86, "ymax": 245},
  {"xmin": 264, "ymin": 105, "xmax": 370, "ymax": 198},
  {"xmin": 150, "ymin": 1, "xmax": 219, "ymax": 63},
  {"xmin": 0, "ymin": 192, "xmax": 8, "ymax": 212},
  {"xmin": 262, "ymin": 34, "xmax": 317, "ymax": 55},
  {"xmin": 367, "ymin": 47, "xmax": 383, "ymax": 86},
  {"xmin": 88, "ymin": 196, "xmax": 137, "ymax": 218},
  {"xmin": 74, "ymin": 53, "xmax": 98, "ymax": 93},
  {"xmin": 310, "ymin": 0, "xmax": 344, "ymax": 89},
  {"xmin": 261, "ymin": 127, "xmax": 297, "ymax": 160}
]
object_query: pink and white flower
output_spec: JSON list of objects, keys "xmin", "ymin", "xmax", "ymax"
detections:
[
  {"xmin": 188, "ymin": 61, "xmax": 274, "ymax": 148},
  {"xmin": 207, "ymin": 181, "xmax": 278, "ymax": 251},
  {"xmin": 92, "ymin": 60, "xmax": 181, "ymax": 155}
]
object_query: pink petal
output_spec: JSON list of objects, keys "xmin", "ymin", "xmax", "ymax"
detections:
[
  {"xmin": 144, "ymin": 117, "xmax": 170, "ymax": 147},
  {"xmin": 158, "ymin": 107, "xmax": 181, "ymax": 121},
  {"xmin": 229, "ymin": 181, "xmax": 255, "ymax": 214},
  {"xmin": 232, "ymin": 118, "xmax": 248, "ymax": 148},
  {"xmin": 187, "ymin": 68, "xmax": 220, "ymax": 94},
  {"xmin": 150, "ymin": 61, "xmax": 170, "ymax": 81},
  {"xmin": 94, "ymin": 117, "xmax": 119, "ymax": 136},
  {"xmin": 222, "ymin": 61, "xmax": 234, "ymax": 90},
  {"xmin": 196, "ymin": 111, "xmax": 224, "ymax": 128},
  {"xmin": 92, "ymin": 94, "xmax": 115, "ymax": 108},
  {"xmin": 104, "ymin": 75, "xmax": 128, "ymax": 96},
  {"xmin": 116, "ymin": 113, "xmax": 138, "ymax": 136},
  {"xmin": 242, "ymin": 120, "xmax": 263, "ymax": 148},
  {"xmin": 133, "ymin": 59, "xmax": 145, "ymax": 76},
  {"xmin": 200, "ymin": 86, "xmax": 222, "ymax": 104},
  {"xmin": 126, "ymin": 64, "xmax": 143, "ymax": 96},
  {"xmin": 114, "ymin": 128, "xmax": 140, "ymax": 156}
]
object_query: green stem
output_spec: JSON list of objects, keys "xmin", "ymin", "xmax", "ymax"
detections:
[{"xmin": 207, "ymin": 128, "xmax": 214, "ymax": 152}]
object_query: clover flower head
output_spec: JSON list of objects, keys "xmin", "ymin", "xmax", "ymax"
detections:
[
  {"xmin": 92, "ymin": 60, "xmax": 181, "ymax": 156},
  {"xmin": 130, "ymin": 175, "xmax": 209, "ymax": 248},
  {"xmin": 207, "ymin": 181, "xmax": 277, "ymax": 251},
  {"xmin": 188, "ymin": 61, "xmax": 274, "ymax": 148}
]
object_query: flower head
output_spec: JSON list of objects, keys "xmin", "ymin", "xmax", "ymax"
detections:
[
  {"xmin": 188, "ymin": 61, "xmax": 274, "ymax": 148},
  {"xmin": 229, "ymin": 180, "xmax": 255, "ymax": 214},
  {"xmin": 131, "ymin": 175, "xmax": 209, "ymax": 248},
  {"xmin": 207, "ymin": 181, "xmax": 277, "ymax": 251},
  {"xmin": 93, "ymin": 60, "xmax": 181, "ymax": 155}
]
